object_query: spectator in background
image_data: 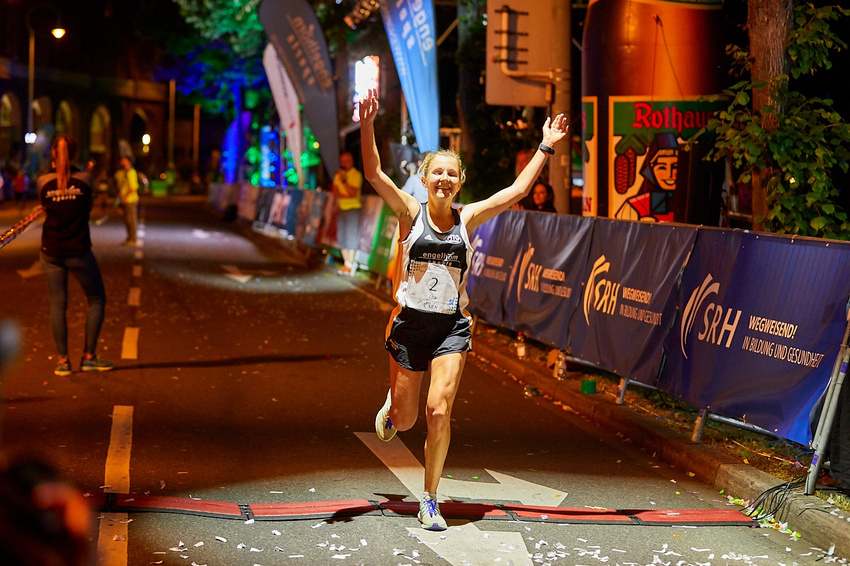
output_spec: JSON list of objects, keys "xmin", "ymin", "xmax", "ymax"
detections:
[
  {"xmin": 38, "ymin": 136, "xmax": 113, "ymax": 376},
  {"xmin": 13, "ymin": 167, "xmax": 28, "ymax": 212},
  {"xmin": 114, "ymin": 156, "xmax": 139, "ymax": 246},
  {"xmin": 526, "ymin": 179, "xmax": 557, "ymax": 213},
  {"xmin": 332, "ymin": 151, "xmax": 363, "ymax": 276},
  {"xmin": 401, "ymin": 154, "xmax": 428, "ymax": 204}
]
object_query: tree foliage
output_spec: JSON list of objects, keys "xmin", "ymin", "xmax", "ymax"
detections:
[{"xmin": 696, "ymin": 2, "xmax": 850, "ymax": 239}]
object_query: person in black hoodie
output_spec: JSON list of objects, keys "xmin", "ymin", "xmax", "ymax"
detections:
[{"xmin": 38, "ymin": 136, "xmax": 113, "ymax": 376}]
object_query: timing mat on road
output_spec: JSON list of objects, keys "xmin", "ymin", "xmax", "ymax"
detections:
[{"xmin": 91, "ymin": 494, "xmax": 754, "ymax": 527}]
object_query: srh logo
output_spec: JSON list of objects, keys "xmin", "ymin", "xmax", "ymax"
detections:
[
  {"xmin": 516, "ymin": 244, "xmax": 540, "ymax": 302},
  {"xmin": 470, "ymin": 235, "xmax": 484, "ymax": 276},
  {"xmin": 444, "ymin": 234, "xmax": 462, "ymax": 244},
  {"xmin": 583, "ymin": 255, "xmax": 619, "ymax": 325},
  {"xmin": 680, "ymin": 274, "xmax": 742, "ymax": 359}
]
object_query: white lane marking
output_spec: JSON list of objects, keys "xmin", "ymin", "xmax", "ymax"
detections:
[
  {"xmin": 132, "ymin": 265, "xmax": 142, "ymax": 278},
  {"xmin": 121, "ymin": 327, "xmax": 139, "ymax": 359},
  {"xmin": 409, "ymin": 523, "xmax": 532, "ymax": 566},
  {"xmin": 105, "ymin": 405, "xmax": 133, "ymax": 492},
  {"xmin": 97, "ymin": 405, "xmax": 133, "ymax": 566},
  {"xmin": 127, "ymin": 287, "xmax": 140, "ymax": 307},
  {"xmin": 355, "ymin": 432, "xmax": 567, "ymax": 506}
]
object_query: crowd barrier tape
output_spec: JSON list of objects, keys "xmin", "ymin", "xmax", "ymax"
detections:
[
  {"xmin": 0, "ymin": 206, "xmax": 45, "ymax": 251},
  {"xmin": 210, "ymin": 182, "xmax": 848, "ymax": 445}
]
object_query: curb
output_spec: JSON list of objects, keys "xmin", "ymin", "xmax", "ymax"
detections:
[{"xmin": 471, "ymin": 341, "xmax": 850, "ymax": 557}]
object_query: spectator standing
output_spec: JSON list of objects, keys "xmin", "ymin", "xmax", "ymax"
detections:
[
  {"xmin": 400, "ymin": 154, "xmax": 428, "ymax": 204},
  {"xmin": 38, "ymin": 136, "xmax": 113, "ymax": 376},
  {"xmin": 526, "ymin": 179, "xmax": 557, "ymax": 212},
  {"xmin": 13, "ymin": 168, "xmax": 27, "ymax": 212},
  {"xmin": 114, "ymin": 157, "xmax": 139, "ymax": 245},
  {"xmin": 332, "ymin": 151, "xmax": 363, "ymax": 276}
]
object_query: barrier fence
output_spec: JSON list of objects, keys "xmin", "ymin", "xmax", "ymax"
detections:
[{"xmin": 212, "ymin": 182, "xmax": 848, "ymax": 448}]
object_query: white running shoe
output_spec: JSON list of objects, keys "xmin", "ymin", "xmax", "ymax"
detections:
[
  {"xmin": 375, "ymin": 389, "xmax": 397, "ymax": 441},
  {"xmin": 418, "ymin": 496, "xmax": 447, "ymax": 531}
]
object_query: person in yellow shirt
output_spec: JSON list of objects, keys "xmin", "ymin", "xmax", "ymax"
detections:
[
  {"xmin": 114, "ymin": 157, "xmax": 139, "ymax": 246},
  {"xmin": 332, "ymin": 152, "xmax": 363, "ymax": 275}
]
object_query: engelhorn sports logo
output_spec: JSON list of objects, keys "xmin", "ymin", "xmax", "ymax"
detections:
[
  {"xmin": 680, "ymin": 273, "xmax": 742, "ymax": 359},
  {"xmin": 583, "ymin": 255, "xmax": 619, "ymax": 325}
]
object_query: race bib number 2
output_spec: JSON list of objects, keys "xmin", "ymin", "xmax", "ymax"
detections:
[{"xmin": 407, "ymin": 260, "xmax": 461, "ymax": 314}]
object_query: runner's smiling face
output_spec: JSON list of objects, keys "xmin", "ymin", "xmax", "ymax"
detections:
[{"xmin": 425, "ymin": 155, "xmax": 462, "ymax": 201}]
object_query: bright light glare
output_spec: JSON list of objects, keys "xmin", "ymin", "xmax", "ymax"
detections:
[
  {"xmin": 142, "ymin": 134, "xmax": 151, "ymax": 145},
  {"xmin": 25, "ymin": 132, "xmax": 37, "ymax": 144},
  {"xmin": 352, "ymin": 55, "xmax": 379, "ymax": 122},
  {"xmin": 51, "ymin": 27, "xmax": 65, "ymax": 39}
]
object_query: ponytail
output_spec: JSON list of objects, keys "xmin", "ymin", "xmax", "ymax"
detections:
[{"xmin": 51, "ymin": 136, "xmax": 78, "ymax": 196}]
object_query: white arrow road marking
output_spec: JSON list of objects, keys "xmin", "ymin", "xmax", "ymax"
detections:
[
  {"xmin": 408, "ymin": 523, "xmax": 532, "ymax": 566},
  {"xmin": 16, "ymin": 260, "xmax": 43, "ymax": 279},
  {"xmin": 221, "ymin": 264, "xmax": 277, "ymax": 283},
  {"xmin": 222, "ymin": 264, "xmax": 251, "ymax": 284},
  {"xmin": 355, "ymin": 432, "xmax": 567, "ymax": 506}
]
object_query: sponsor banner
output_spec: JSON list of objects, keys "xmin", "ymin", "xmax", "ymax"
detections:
[
  {"xmin": 502, "ymin": 213, "xmax": 594, "ymax": 349},
  {"xmin": 259, "ymin": 0, "xmax": 339, "ymax": 176},
  {"xmin": 368, "ymin": 203, "xmax": 399, "ymax": 276},
  {"xmin": 661, "ymin": 230, "xmax": 850, "ymax": 444},
  {"xmin": 467, "ymin": 211, "xmax": 527, "ymax": 327},
  {"xmin": 262, "ymin": 43, "xmax": 304, "ymax": 185},
  {"xmin": 378, "ymin": 0, "xmax": 440, "ymax": 152},
  {"xmin": 569, "ymin": 221, "xmax": 697, "ymax": 383}
]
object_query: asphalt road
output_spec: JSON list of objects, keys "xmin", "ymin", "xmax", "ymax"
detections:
[{"xmin": 0, "ymin": 197, "xmax": 836, "ymax": 565}]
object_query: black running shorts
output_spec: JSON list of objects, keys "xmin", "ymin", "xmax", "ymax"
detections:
[{"xmin": 385, "ymin": 306, "xmax": 472, "ymax": 371}]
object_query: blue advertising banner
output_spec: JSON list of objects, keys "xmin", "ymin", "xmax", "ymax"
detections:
[
  {"xmin": 259, "ymin": 0, "xmax": 340, "ymax": 176},
  {"xmin": 660, "ymin": 230, "xmax": 850, "ymax": 444},
  {"xmin": 568, "ymin": 221, "xmax": 697, "ymax": 383},
  {"xmin": 501, "ymin": 213, "xmax": 594, "ymax": 349},
  {"xmin": 378, "ymin": 0, "xmax": 440, "ymax": 152},
  {"xmin": 467, "ymin": 211, "xmax": 526, "ymax": 327}
]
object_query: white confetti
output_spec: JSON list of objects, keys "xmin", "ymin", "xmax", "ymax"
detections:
[
  {"xmin": 309, "ymin": 487, "xmax": 316, "ymax": 493},
  {"xmin": 249, "ymin": 547, "xmax": 263, "ymax": 552},
  {"xmin": 332, "ymin": 555, "xmax": 351, "ymax": 559},
  {"xmin": 272, "ymin": 530, "xmax": 281, "ymax": 536},
  {"xmin": 274, "ymin": 546, "xmax": 285, "ymax": 552},
  {"xmin": 236, "ymin": 543, "xmax": 246, "ymax": 549},
  {"xmin": 244, "ymin": 518, "xmax": 255, "ymax": 525}
]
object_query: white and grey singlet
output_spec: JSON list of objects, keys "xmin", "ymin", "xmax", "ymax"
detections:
[{"xmin": 394, "ymin": 203, "xmax": 475, "ymax": 316}]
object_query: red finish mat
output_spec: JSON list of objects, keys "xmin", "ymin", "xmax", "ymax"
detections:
[{"xmin": 96, "ymin": 495, "xmax": 754, "ymax": 526}]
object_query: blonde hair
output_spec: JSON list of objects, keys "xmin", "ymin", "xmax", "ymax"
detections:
[
  {"xmin": 419, "ymin": 149, "xmax": 466, "ymax": 185},
  {"xmin": 52, "ymin": 136, "xmax": 78, "ymax": 195}
]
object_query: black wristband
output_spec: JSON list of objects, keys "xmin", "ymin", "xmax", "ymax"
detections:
[{"xmin": 538, "ymin": 143, "xmax": 555, "ymax": 155}]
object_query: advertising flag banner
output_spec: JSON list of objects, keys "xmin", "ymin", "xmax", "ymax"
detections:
[
  {"xmin": 263, "ymin": 43, "xmax": 304, "ymax": 186},
  {"xmin": 568, "ymin": 221, "xmax": 697, "ymax": 382},
  {"xmin": 501, "ymin": 214, "xmax": 594, "ymax": 349},
  {"xmin": 378, "ymin": 0, "xmax": 440, "ymax": 152},
  {"xmin": 467, "ymin": 211, "xmax": 526, "ymax": 327},
  {"xmin": 259, "ymin": 0, "xmax": 339, "ymax": 176},
  {"xmin": 660, "ymin": 230, "xmax": 850, "ymax": 444}
]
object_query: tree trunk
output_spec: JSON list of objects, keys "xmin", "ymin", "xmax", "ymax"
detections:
[
  {"xmin": 457, "ymin": 0, "xmax": 481, "ymax": 160},
  {"xmin": 747, "ymin": 0, "xmax": 793, "ymax": 231}
]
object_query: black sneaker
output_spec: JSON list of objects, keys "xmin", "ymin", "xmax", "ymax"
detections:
[{"xmin": 80, "ymin": 355, "xmax": 113, "ymax": 372}]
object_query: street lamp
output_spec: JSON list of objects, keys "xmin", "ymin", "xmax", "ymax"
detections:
[{"xmin": 25, "ymin": 3, "xmax": 65, "ymax": 145}]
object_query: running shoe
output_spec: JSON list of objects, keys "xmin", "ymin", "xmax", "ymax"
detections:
[
  {"xmin": 81, "ymin": 355, "xmax": 114, "ymax": 372},
  {"xmin": 418, "ymin": 496, "xmax": 447, "ymax": 531},
  {"xmin": 54, "ymin": 360, "xmax": 72, "ymax": 377},
  {"xmin": 375, "ymin": 389, "xmax": 397, "ymax": 441}
]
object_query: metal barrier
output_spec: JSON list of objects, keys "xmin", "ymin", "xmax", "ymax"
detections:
[{"xmin": 0, "ymin": 206, "xmax": 44, "ymax": 251}]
